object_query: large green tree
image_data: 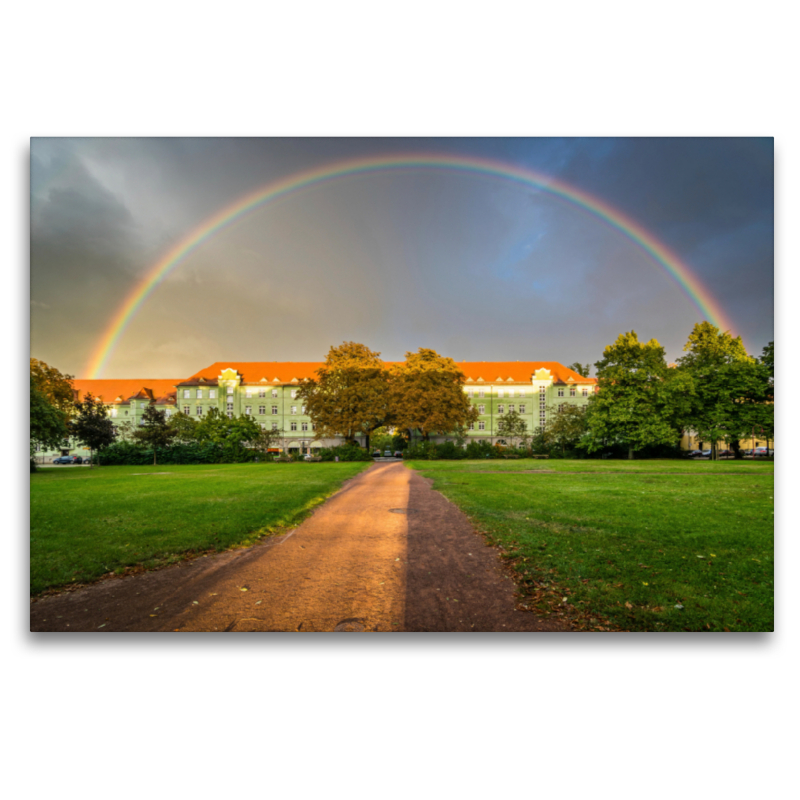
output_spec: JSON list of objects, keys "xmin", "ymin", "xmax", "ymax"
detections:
[
  {"xmin": 580, "ymin": 331, "xmax": 691, "ymax": 459},
  {"xmin": 30, "ymin": 358, "xmax": 75, "ymax": 413},
  {"xmin": 133, "ymin": 405, "xmax": 176, "ymax": 465},
  {"xmin": 72, "ymin": 393, "xmax": 116, "ymax": 466},
  {"xmin": 297, "ymin": 342, "xmax": 390, "ymax": 447},
  {"xmin": 389, "ymin": 348, "xmax": 479, "ymax": 441},
  {"xmin": 676, "ymin": 322, "xmax": 767, "ymax": 459},
  {"xmin": 193, "ymin": 407, "xmax": 264, "ymax": 458},
  {"xmin": 30, "ymin": 375, "xmax": 69, "ymax": 462}
]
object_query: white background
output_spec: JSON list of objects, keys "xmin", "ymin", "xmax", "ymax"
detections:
[{"xmin": 6, "ymin": 2, "xmax": 794, "ymax": 798}]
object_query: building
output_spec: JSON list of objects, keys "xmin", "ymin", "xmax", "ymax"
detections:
[{"xmin": 34, "ymin": 360, "xmax": 598, "ymax": 460}]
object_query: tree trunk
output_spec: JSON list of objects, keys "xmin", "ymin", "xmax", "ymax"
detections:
[
  {"xmin": 90, "ymin": 447, "xmax": 93, "ymax": 469},
  {"xmin": 154, "ymin": 448, "xmax": 157, "ymax": 466},
  {"xmin": 628, "ymin": 446, "xmax": 634, "ymax": 460}
]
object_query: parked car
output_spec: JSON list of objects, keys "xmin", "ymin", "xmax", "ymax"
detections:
[
  {"xmin": 53, "ymin": 455, "xmax": 75, "ymax": 464},
  {"xmin": 688, "ymin": 449, "xmax": 703, "ymax": 457},
  {"xmin": 394, "ymin": 451, "xmax": 403, "ymax": 459},
  {"xmin": 701, "ymin": 449, "xmax": 712, "ymax": 457},
  {"xmin": 718, "ymin": 450, "xmax": 733, "ymax": 458},
  {"xmin": 754, "ymin": 447, "xmax": 773, "ymax": 456},
  {"xmin": 384, "ymin": 449, "xmax": 392, "ymax": 457}
]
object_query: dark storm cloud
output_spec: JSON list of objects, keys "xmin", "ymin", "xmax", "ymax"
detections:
[{"xmin": 29, "ymin": 138, "xmax": 773, "ymax": 378}]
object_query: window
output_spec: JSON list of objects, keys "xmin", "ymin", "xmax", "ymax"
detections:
[
  {"xmin": 272, "ymin": 389, "xmax": 278, "ymax": 398},
  {"xmin": 183, "ymin": 406, "xmax": 190, "ymax": 415},
  {"xmin": 301, "ymin": 422, "xmax": 308, "ymax": 432},
  {"xmin": 259, "ymin": 390, "xmax": 266, "ymax": 398},
  {"xmin": 271, "ymin": 405, "xmax": 278, "ymax": 415},
  {"xmin": 508, "ymin": 404, "xmax": 515, "ymax": 414},
  {"xmin": 209, "ymin": 389, "xmax": 216, "ymax": 399},
  {"xmin": 290, "ymin": 421, "xmax": 297, "ymax": 431},
  {"xmin": 245, "ymin": 405, "xmax": 252, "ymax": 415},
  {"xmin": 509, "ymin": 389, "xmax": 515, "ymax": 398},
  {"xmin": 291, "ymin": 390, "xmax": 297, "ymax": 399},
  {"xmin": 518, "ymin": 389, "xmax": 525, "ymax": 397},
  {"xmin": 183, "ymin": 390, "xmax": 191, "ymax": 399},
  {"xmin": 478, "ymin": 404, "xmax": 485, "ymax": 414},
  {"xmin": 227, "ymin": 402, "xmax": 234, "ymax": 418},
  {"xmin": 497, "ymin": 404, "xmax": 504, "ymax": 414},
  {"xmin": 559, "ymin": 403, "xmax": 566, "ymax": 412},
  {"xmin": 570, "ymin": 387, "xmax": 576, "ymax": 397},
  {"xmin": 301, "ymin": 405, "xmax": 306, "ymax": 415},
  {"xmin": 498, "ymin": 389, "xmax": 505, "ymax": 398},
  {"xmin": 519, "ymin": 404, "xmax": 526, "ymax": 414},
  {"xmin": 227, "ymin": 387, "xmax": 234, "ymax": 395},
  {"xmin": 557, "ymin": 388, "xmax": 564, "ymax": 397},
  {"xmin": 259, "ymin": 405, "xmax": 266, "ymax": 415},
  {"xmin": 478, "ymin": 420, "xmax": 486, "ymax": 430},
  {"xmin": 467, "ymin": 389, "xmax": 474, "ymax": 397},
  {"xmin": 196, "ymin": 389, "xmax": 203, "ymax": 399},
  {"xmin": 469, "ymin": 423, "xmax": 475, "ymax": 430},
  {"xmin": 582, "ymin": 388, "xmax": 589, "ymax": 397},
  {"xmin": 311, "ymin": 424, "xmax": 316, "ymax": 431},
  {"xmin": 479, "ymin": 390, "xmax": 485, "ymax": 398},
  {"xmin": 245, "ymin": 389, "xmax": 253, "ymax": 398},
  {"xmin": 271, "ymin": 422, "xmax": 278, "ymax": 431},
  {"xmin": 196, "ymin": 406, "xmax": 203, "ymax": 416},
  {"xmin": 291, "ymin": 406, "xmax": 297, "ymax": 415}
]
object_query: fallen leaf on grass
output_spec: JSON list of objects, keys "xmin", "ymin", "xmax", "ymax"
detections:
[
  {"xmin": 625, "ymin": 602, "xmax": 633, "ymax": 609},
  {"xmin": 240, "ymin": 587, "xmax": 249, "ymax": 592}
]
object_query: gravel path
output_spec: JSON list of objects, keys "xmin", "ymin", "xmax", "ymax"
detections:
[{"xmin": 30, "ymin": 463, "xmax": 566, "ymax": 632}]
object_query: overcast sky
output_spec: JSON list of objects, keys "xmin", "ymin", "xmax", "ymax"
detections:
[{"xmin": 30, "ymin": 137, "xmax": 773, "ymax": 378}]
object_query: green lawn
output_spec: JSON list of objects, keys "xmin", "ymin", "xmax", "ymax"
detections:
[
  {"xmin": 30, "ymin": 462, "xmax": 368, "ymax": 595},
  {"xmin": 407, "ymin": 459, "xmax": 774, "ymax": 632}
]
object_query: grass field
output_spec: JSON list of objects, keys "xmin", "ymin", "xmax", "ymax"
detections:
[
  {"xmin": 30, "ymin": 462, "xmax": 368, "ymax": 595},
  {"xmin": 407, "ymin": 459, "xmax": 774, "ymax": 632}
]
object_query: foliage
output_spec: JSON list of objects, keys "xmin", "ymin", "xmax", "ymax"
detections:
[
  {"xmin": 30, "ymin": 462, "xmax": 369, "ymax": 594},
  {"xmin": 409, "ymin": 459, "xmax": 774, "ymax": 632},
  {"xmin": 297, "ymin": 341, "xmax": 390, "ymax": 446},
  {"xmin": 548, "ymin": 404, "xmax": 588, "ymax": 454},
  {"xmin": 316, "ymin": 444, "xmax": 373, "ymax": 462},
  {"xmin": 167, "ymin": 411, "xmax": 199, "ymax": 443},
  {"xmin": 389, "ymin": 348, "xmax": 478, "ymax": 440},
  {"xmin": 580, "ymin": 331, "xmax": 689, "ymax": 459},
  {"xmin": 369, "ymin": 426, "xmax": 395, "ymax": 454},
  {"xmin": 72, "ymin": 392, "xmax": 116, "ymax": 465},
  {"xmin": 192, "ymin": 407, "xmax": 264, "ymax": 460},
  {"xmin": 30, "ymin": 375, "xmax": 69, "ymax": 456},
  {"xmin": 30, "ymin": 358, "xmax": 75, "ymax": 414},
  {"xmin": 567, "ymin": 362, "xmax": 591, "ymax": 378},
  {"xmin": 495, "ymin": 409, "xmax": 528, "ymax": 449},
  {"xmin": 676, "ymin": 323, "xmax": 769, "ymax": 457},
  {"xmin": 133, "ymin": 404, "xmax": 175, "ymax": 465}
]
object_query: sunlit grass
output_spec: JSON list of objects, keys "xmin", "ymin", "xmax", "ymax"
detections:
[
  {"xmin": 408, "ymin": 459, "xmax": 774, "ymax": 631},
  {"xmin": 30, "ymin": 462, "xmax": 368, "ymax": 595}
]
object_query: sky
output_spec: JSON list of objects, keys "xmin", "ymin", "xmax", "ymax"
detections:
[{"xmin": 29, "ymin": 137, "xmax": 774, "ymax": 379}]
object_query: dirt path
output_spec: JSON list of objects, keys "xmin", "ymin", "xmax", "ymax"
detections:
[{"xmin": 30, "ymin": 463, "xmax": 566, "ymax": 632}]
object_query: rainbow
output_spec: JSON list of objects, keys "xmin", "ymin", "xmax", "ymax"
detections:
[{"xmin": 85, "ymin": 153, "xmax": 737, "ymax": 377}]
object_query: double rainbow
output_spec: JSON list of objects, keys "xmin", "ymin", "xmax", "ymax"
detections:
[{"xmin": 85, "ymin": 153, "xmax": 736, "ymax": 377}]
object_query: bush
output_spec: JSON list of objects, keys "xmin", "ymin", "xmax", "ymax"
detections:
[{"xmin": 317, "ymin": 444, "xmax": 372, "ymax": 462}]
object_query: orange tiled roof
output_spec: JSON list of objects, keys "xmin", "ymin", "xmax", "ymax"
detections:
[
  {"xmin": 72, "ymin": 379, "xmax": 182, "ymax": 404},
  {"xmin": 189, "ymin": 361, "xmax": 595, "ymax": 384}
]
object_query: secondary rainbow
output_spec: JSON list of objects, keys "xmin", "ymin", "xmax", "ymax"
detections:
[{"xmin": 86, "ymin": 153, "xmax": 736, "ymax": 377}]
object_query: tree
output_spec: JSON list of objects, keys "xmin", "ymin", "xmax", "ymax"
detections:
[
  {"xmin": 167, "ymin": 411, "xmax": 199, "ymax": 443},
  {"xmin": 676, "ymin": 322, "xmax": 762, "ymax": 459},
  {"xmin": 30, "ymin": 358, "xmax": 75, "ymax": 413},
  {"xmin": 72, "ymin": 393, "xmax": 116, "ymax": 466},
  {"xmin": 389, "ymin": 348, "xmax": 478, "ymax": 440},
  {"xmin": 495, "ymin": 409, "xmax": 528, "ymax": 449},
  {"xmin": 252, "ymin": 424, "xmax": 283, "ymax": 457},
  {"xmin": 580, "ymin": 331, "xmax": 689, "ymax": 459},
  {"xmin": 568, "ymin": 362, "xmax": 591, "ymax": 378},
  {"xmin": 133, "ymin": 404, "xmax": 175, "ymax": 465},
  {"xmin": 548, "ymin": 404, "xmax": 588, "ymax": 455},
  {"xmin": 296, "ymin": 342, "xmax": 390, "ymax": 447},
  {"xmin": 193, "ymin": 407, "xmax": 263, "ymax": 459},
  {"xmin": 30, "ymin": 375, "xmax": 69, "ymax": 464},
  {"xmin": 369, "ymin": 426, "xmax": 395, "ymax": 454}
]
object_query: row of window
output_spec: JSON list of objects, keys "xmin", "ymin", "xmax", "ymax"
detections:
[
  {"xmin": 476, "ymin": 404, "xmax": 527, "ymax": 414},
  {"xmin": 182, "ymin": 388, "xmax": 301, "ymax": 400},
  {"xmin": 466, "ymin": 388, "xmax": 527, "ymax": 398}
]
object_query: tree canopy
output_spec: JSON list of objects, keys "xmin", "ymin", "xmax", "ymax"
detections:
[
  {"xmin": 495, "ymin": 409, "xmax": 528, "ymax": 449},
  {"xmin": 389, "ymin": 348, "xmax": 478, "ymax": 440},
  {"xmin": 567, "ymin": 362, "xmax": 591, "ymax": 378},
  {"xmin": 30, "ymin": 375, "xmax": 69, "ymax": 457},
  {"xmin": 72, "ymin": 393, "xmax": 116, "ymax": 465},
  {"xmin": 296, "ymin": 342, "xmax": 391, "ymax": 446},
  {"xmin": 133, "ymin": 405, "xmax": 175, "ymax": 465},
  {"xmin": 30, "ymin": 358, "xmax": 75, "ymax": 413},
  {"xmin": 580, "ymin": 331, "xmax": 691, "ymax": 458}
]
